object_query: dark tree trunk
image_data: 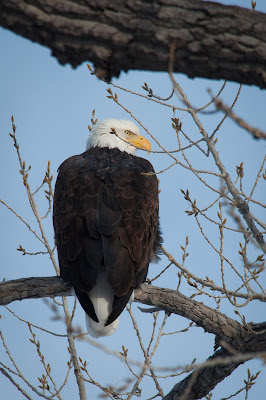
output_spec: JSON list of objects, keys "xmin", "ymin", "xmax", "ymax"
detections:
[{"xmin": 1, "ymin": 0, "xmax": 266, "ymax": 86}]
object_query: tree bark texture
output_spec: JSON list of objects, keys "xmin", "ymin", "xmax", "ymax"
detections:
[
  {"xmin": 163, "ymin": 348, "xmax": 244, "ymax": 400},
  {"xmin": 1, "ymin": 276, "xmax": 265, "ymax": 400},
  {"xmin": 1, "ymin": 0, "xmax": 266, "ymax": 87}
]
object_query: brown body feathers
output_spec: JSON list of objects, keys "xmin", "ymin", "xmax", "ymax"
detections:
[{"xmin": 53, "ymin": 147, "xmax": 161, "ymax": 326}]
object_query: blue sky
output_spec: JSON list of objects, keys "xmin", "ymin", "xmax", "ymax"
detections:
[{"xmin": 1, "ymin": 1, "xmax": 266, "ymax": 399}]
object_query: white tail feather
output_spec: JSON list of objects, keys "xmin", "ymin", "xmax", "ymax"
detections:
[
  {"xmin": 85, "ymin": 271, "xmax": 120, "ymax": 338},
  {"xmin": 85, "ymin": 314, "xmax": 120, "ymax": 338}
]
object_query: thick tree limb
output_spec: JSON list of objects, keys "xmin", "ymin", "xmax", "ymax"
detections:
[
  {"xmin": 163, "ymin": 348, "xmax": 244, "ymax": 400},
  {"xmin": 1, "ymin": 276, "xmax": 265, "ymax": 399},
  {"xmin": 0, "ymin": 276, "xmax": 72, "ymax": 305},
  {"xmin": 1, "ymin": 276, "xmax": 265, "ymax": 353},
  {"xmin": 136, "ymin": 285, "xmax": 266, "ymax": 353},
  {"xmin": 1, "ymin": 0, "xmax": 266, "ymax": 87},
  {"xmin": 137, "ymin": 285, "xmax": 266, "ymax": 398}
]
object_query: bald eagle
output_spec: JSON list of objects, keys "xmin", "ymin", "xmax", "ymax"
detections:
[{"xmin": 53, "ymin": 119, "xmax": 161, "ymax": 337}]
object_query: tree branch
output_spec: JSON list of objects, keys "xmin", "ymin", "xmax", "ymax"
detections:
[
  {"xmin": 212, "ymin": 96, "xmax": 266, "ymax": 140},
  {"xmin": 135, "ymin": 285, "xmax": 266, "ymax": 353},
  {"xmin": 1, "ymin": 0, "xmax": 266, "ymax": 86},
  {"xmin": 1, "ymin": 276, "xmax": 266, "ymax": 399},
  {"xmin": 0, "ymin": 276, "xmax": 72, "ymax": 305},
  {"xmin": 1, "ymin": 276, "xmax": 265, "ymax": 353},
  {"xmin": 168, "ymin": 70, "xmax": 266, "ymax": 254},
  {"xmin": 163, "ymin": 348, "xmax": 244, "ymax": 400}
]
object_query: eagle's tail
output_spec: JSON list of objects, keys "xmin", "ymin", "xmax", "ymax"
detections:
[
  {"xmin": 85, "ymin": 314, "xmax": 120, "ymax": 338},
  {"xmin": 85, "ymin": 271, "xmax": 120, "ymax": 338}
]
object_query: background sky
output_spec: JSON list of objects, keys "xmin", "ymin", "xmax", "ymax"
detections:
[{"xmin": 1, "ymin": 1, "xmax": 266, "ymax": 399}]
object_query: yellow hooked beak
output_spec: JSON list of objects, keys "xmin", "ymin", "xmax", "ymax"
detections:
[{"xmin": 129, "ymin": 134, "xmax": 151, "ymax": 151}]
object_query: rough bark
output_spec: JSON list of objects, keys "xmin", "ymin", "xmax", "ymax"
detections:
[
  {"xmin": 1, "ymin": 277, "xmax": 266, "ymax": 352},
  {"xmin": 1, "ymin": 0, "xmax": 266, "ymax": 87},
  {"xmin": 137, "ymin": 285, "xmax": 266, "ymax": 399},
  {"xmin": 136, "ymin": 285, "xmax": 266, "ymax": 353},
  {"xmin": 163, "ymin": 348, "xmax": 244, "ymax": 400},
  {"xmin": 1, "ymin": 276, "xmax": 265, "ymax": 400},
  {"xmin": 0, "ymin": 276, "xmax": 72, "ymax": 305}
]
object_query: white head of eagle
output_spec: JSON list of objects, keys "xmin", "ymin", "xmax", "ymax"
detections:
[
  {"xmin": 87, "ymin": 118, "xmax": 151, "ymax": 154},
  {"xmin": 53, "ymin": 119, "xmax": 161, "ymax": 338}
]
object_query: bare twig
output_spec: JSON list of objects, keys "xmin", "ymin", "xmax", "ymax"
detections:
[
  {"xmin": 169, "ymin": 47, "xmax": 266, "ymax": 254},
  {"xmin": 212, "ymin": 95, "xmax": 266, "ymax": 140}
]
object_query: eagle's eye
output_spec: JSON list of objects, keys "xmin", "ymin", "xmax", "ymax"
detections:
[{"xmin": 125, "ymin": 130, "xmax": 132, "ymax": 136}]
